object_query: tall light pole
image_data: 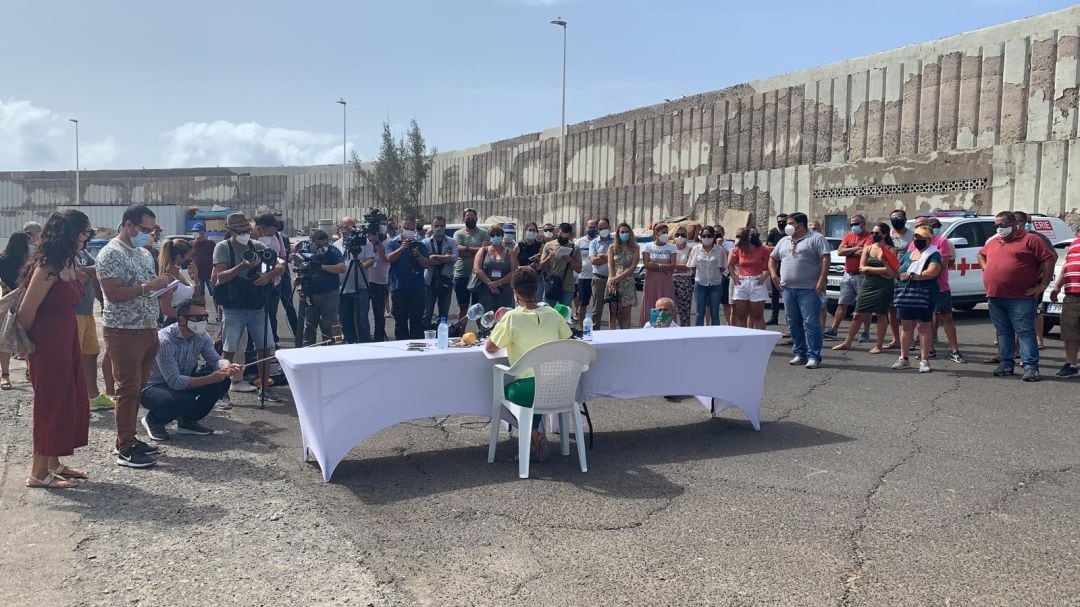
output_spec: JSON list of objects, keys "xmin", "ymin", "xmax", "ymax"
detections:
[
  {"xmin": 69, "ymin": 118, "xmax": 80, "ymax": 204},
  {"xmin": 337, "ymin": 98, "xmax": 348, "ymax": 206},
  {"xmin": 551, "ymin": 17, "xmax": 567, "ymax": 192}
]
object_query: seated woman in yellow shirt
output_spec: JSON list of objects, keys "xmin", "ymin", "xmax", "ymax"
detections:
[{"xmin": 486, "ymin": 266, "xmax": 572, "ymax": 460}]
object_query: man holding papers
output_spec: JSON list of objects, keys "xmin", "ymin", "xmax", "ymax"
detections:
[{"xmin": 539, "ymin": 222, "xmax": 582, "ymax": 308}]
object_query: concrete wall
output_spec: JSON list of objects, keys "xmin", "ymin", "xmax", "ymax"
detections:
[{"xmin": 2, "ymin": 5, "xmax": 1079, "ymax": 234}]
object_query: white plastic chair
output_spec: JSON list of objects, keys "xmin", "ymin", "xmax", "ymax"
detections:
[{"xmin": 488, "ymin": 340, "xmax": 597, "ymax": 478}]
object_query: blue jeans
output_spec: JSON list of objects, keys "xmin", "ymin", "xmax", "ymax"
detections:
[
  {"xmin": 782, "ymin": 288, "xmax": 823, "ymax": 362},
  {"xmin": 988, "ymin": 297, "xmax": 1039, "ymax": 371},
  {"xmin": 339, "ymin": 290, "xmax": 371, "ymax": 344},
  {"xmin": 694, "ymin": 283, "xmax": 723, "ymax": 326},
  {"xmin": 221, "ymin": 307, "xmax": 272, "ymax": 354}
]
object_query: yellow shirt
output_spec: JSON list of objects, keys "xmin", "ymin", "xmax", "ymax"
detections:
[{"xmin": 489, "ymin": 305, "xmax": 572, "ymax": 378}]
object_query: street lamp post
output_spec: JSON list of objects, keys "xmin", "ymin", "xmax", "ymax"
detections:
[
  {"xmin": 337, "ymin": 98, "xmax": 348, "ymax": 206},
  {"xmin": 69, "ymin": 118, "xmax": 80, "ymax": 204},
  {"xmin": 551, "ymin": 18, "xmax": 567, "ymax": 192}
]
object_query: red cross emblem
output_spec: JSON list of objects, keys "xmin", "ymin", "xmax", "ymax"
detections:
[{"xmin": 955, "ymin": 258, "xmax": 974, "ymax": 276}]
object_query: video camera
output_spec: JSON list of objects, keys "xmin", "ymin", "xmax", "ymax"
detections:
[
  {"xmin": 337, "ymin": 207, "xmax": 387, "ymax": 257},
  {"xmin": 292, "ymin": 242, "xmax": 331, "ymax": 297},
  {"xmin": 241, "ymin": 248, "xmax": 278, "ymax": 280}
]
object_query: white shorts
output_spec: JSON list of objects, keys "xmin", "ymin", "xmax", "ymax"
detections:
[{"xmin": 731, "ymin": 277, "xmax": 769, "ymax": 302}]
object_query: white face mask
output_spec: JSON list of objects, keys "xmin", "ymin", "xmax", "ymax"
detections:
[
  {"xmin": 784, "ymin": 225, "xmax": 796, "ymax": 236},
  {"xmin": 187, "ymin": 320, "xmax": 208, "ymax": 335},
  {"xmin": 996, "ymin": 225, "xmax": 1013, "ymax": 238},
  {"xmin": 658, "ymin": 233, "xmax": 670, "ymax": 244},
  {"xmin": 544, "ymin": 231, "xmax": 554, "ymax": 240},
  {"xmin": 675, "ymin": 236, "xmax": 687, "ymax": 245},
  {"xmin": 599, "ymin": 228, "xmax": 611, "ymax": 239},
  {"xmin": 702, "ymin": 237, "xmax": 715, "ymax": 246},
  {"xmin": 235, "ymin": 233, "xmax": 251, "ymax": 245},
  {"xmin": 401, "ymin": 230, "xmax": 416, "ymax": 240}
]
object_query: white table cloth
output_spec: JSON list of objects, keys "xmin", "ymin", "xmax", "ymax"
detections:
[{"xmin": 277, "ymin": 326, "xmax": 779, "ymax": 482}]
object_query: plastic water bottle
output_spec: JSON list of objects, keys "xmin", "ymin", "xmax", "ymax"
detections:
[
  {"xmin": 582, "ymin": 312, "xmax": 593, "ymax": 341},
  {"xmin": 437, "ymin": 317, "xmax": 449, "ymax": 350}
]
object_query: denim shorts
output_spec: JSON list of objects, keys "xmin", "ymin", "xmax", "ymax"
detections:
[{"xmin": 221, "ymin": 307, "xmax": 273, "ymax": 353}]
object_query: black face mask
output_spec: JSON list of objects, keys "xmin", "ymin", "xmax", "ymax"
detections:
[
  {"xmin": 749, "ymin": 235, "xmax": 762, "ymax": 247},
  {"xmin": 872, "ymin": 233, "xmax": 883, "ymax": 243},
  {"xmin": 275, "ymin": 220, "xmax": 285, "ymax": 232},
  {"xmin": 464, "ymin": 219, "xmax": 477, "ymax": 229},
  {"xmin": 180, "ymin": 260, "xmax": 191, "ymax": 270},
  {"xmin": 558, "ymin": 236, "xmax": 570, "ymax": 245},
  {"xmin": 777, "ymin": 221, "xmax": 786, "ymax": 230},
  {"xmin": 913, "ymin": 239, "xmax": 928, "ymax": 251},
  {"xmin": 890, "ymin": 216, "xmax": 906, "ymax": 229}
]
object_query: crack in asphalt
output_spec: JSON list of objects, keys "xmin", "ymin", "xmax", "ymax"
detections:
[
  {"xmin": 839, "ymin": 374, "xmax": 963, "ymax": 607},
  {"xmin": 964, "ymin": 465, "xmax": 1078, "ymax": 519},
  {"xmin": 774, "ymin": 369, "xmax": 837, "ymax": 423},
  {"xmin": 481, "ymin": 495, "xmax": 678, "ymax": 533}
]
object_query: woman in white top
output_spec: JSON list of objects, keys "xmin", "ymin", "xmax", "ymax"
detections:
[
  {"xmin": 671, "ymin": 226, "xmax": 694, "ymax": 326},
  {"xmin": 157, "ymin": 238, "xmax": 197, "ymax": 325},
  {"xmin": 639, "ymin": 224, "xmax": 677, "ymax": 326},
  {"xmin": 687, "ymin": 226, "xmax": 728, "ymax": 326}
]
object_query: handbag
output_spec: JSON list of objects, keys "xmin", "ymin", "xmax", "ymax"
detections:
[
  {"xmin": 544, "ymin": 264, "xmax": 571, "ymax": 301},
  {"xmin": 468, "ymin": 249, "xmax": 488, "ymax": 293},
  {"xmin": 0, "ymin": 287, "xmax": 35, "ymax": 354}
]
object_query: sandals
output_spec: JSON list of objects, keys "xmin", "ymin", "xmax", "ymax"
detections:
[
  {"xmin": 50, "ymin": 465, "xmax": 88, "ymax": 479},
  {"xmin": 0, "ymin": 374, "xmax": 11, "ymax": 390},
  {"xmin": 26, "ymin": 472, "xmax": 78, "ymax": 489}
]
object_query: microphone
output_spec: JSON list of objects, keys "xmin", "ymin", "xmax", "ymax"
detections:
[{"xmin": 466, "ymin": 303, "xmax": 485, "ymax": 322}]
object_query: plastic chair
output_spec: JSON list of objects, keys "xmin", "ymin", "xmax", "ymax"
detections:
[{"xmin": 488, "ymin": 340, "xmax": 597, "ymax": 478}]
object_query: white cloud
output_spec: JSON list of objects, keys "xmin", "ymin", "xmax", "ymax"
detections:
[
  {"xmin": 0, "ymin": 99, "xmax": 118, "ymax": 170},
  {"xmin": 162, "ymin": 120, "xmax": 353, "ymax": 168}
]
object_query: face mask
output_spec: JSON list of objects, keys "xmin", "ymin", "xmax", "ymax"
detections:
[
  {"xmin": 913, "ymin": 239, "xmax": 929, "ymax": 251},
  {"xmin": 233, "ymin": 233, "xmax": 250, "ymax": 245},
  {"xmin": 851, "ymin": 225, "xmax": 863, "ymax": 235},
  {"xmin": 777, "ymin": 221, "xmax": 786, "ymax": 230},
  {"xmin": 433, "ymin": 226, "xmax": 445, "ymax": 237},
  {"xmin": 996, "ymin": 225, "xmax": 1013, "ymax": 238},
  {"xmin": 544, "ymin": 231, "xmax": 554, "ymax": 240},
  {"xmin": 599, "ymin": 228, "xmax": 610, "ymax": 239},
  {"xmin": 180, "ymin": 260, "xmax": 191, "ymax": 270},
  {"xmin": 379, "ymin": 224, "xmax": 388, "ymax": 235},
  {"xmin": 558, "ymin": 235, "xmax": 570, "ymax": 245},
  {"xmin": 526, "ymin": 230, "xmax": 537, "ymax": 241},
  {"xmin": 186, "ymin": 320, "xmax": 208, "ymax": 335},
  {"xmin": 619, "ymin": 232, "xmax": 631, "ymax": 242},
  {"xmin": 131, "ymin": 231, "xmax": 152, "ymax": 248},
  {"xmin": 932, "ymin": 227, "xmax": 942, "ymax": 237},
  {"xmin": 784, "ymin": 225, "xmax": 796, "ymax": 236},
  {"xmin": 675, "ymin": 236, "xmax": 687, "ymax": 245},
  {"xmin": 890, "ymin": 216, "xmax": 906, "ymax": 229},
  {"xmin": 465, "ymin": 219, "xmax": 477, "ymax": 229},
  {"xmin": 258, "ymin": 235, "xmax": 276, "ymax": 246},
  {"xmin": 27, "ymin": 243, "xmax": 36, "ymax": 256},
  {"xmin": 490, "ymin": 236, "xmax": 503, "ymax": 246},
  {"xmin": 275, "ymin": 220, "xmax": 285, "ymax": 232},
  {"xmin": 749, "ymin": 235, "xmax": 762, "ymax": 247},
  {"xmin": 872, "ymin": 233, "xmax": 883, "ymax": 243},
  {"xmin": 587, "ymin": 228, "xmax": 598, "ymax": 239},
  {"xmin": 401, "ymin": 230, "xmax": 416, "ymax": 240},
  {"xmin": 658, "ymin": 233, "xmax": 670, "ymax": 244},
  {"xmin": 1025, "ymin": 222, "xmax": 1034, "ymax": 232},
  {"xmin": 702, "ymin": 237, "xmax": 715, "ymax": 246}
]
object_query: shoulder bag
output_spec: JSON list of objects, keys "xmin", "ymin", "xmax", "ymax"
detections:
[{"xmin": 0, "ymin": 287, "xmax": 35, "ymax": 354}]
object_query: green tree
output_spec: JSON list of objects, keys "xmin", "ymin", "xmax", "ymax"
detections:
[{"xmin": 355, "ymin": 119, "xmax": 436, "ymax": 222}]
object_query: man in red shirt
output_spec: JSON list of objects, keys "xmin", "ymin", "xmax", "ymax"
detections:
[
  {"xmin": 1049, "ymin": 231, "xmax": 1080, "ymax": 378},
  {"xmin": 978, "ymin": 211, "xmax": 1057, "ymax": 382},
  {"xmin": 824, "ymin": 214, "xmax": 873, "ymax": 339}
]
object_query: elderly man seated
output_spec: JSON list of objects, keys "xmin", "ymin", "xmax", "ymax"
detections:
[
  {"xmin": 141, "ymin": 299, "xmax": 242, "ymax": 441},
  {"xmin": 644, "ymin": 297, "xmax": 679, "ymax": 328}
]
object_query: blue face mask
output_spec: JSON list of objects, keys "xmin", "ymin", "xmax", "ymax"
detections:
[
  {"xmin": 1025, "ymin": 222, "xmax": 1034, "ymax": 232},
  {"xmin": 851, "ymin": 225, "xmax": 863, "ymax": 235},
  {"xmin": 619, "ymin": 232, "xmax": 631, "ymax": 242},
  {"xmin": 587, "ymin": 227, "xmax": 598, "ymax": 238},
  {"xmin": 131, "ymin": 231, "xmax": 151, "ymax": 248},
  {"xmin": 490, "ymin": 236, "xmax": 503, "ymax": 246}
]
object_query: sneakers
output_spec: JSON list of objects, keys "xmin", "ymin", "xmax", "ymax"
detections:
[
  {"xmin": 822, "ymin": 328, "xmax": 838, "ymax": 340},
  {"xmin": 115, "ymin": 443, "xmax": 157, "ymax": 468},
  {"xmin": 89, "ymin": 394, "xmax": 115, "ymax": 411},
  {"xmin": 949, "ymin": 351, "xmax": 967, "ymax": 364},
  {"xmin": 857, "ymin": 331, "xmax": 870, "ymax": 343},
  {"xmin": 766, "ymin": 318, "xmax": 779, "ymax": 326},
  {"xmin": 805, "ymin": 359, "xmax": 820, "ymax": 370},
  {"xmin": 789, "ymin": 356, "xmax": 808, "ymax": 366},
  {"xmin": 919, "ymin": 360, "xmax": 932, "ymax": 373},
  {"xmin": 925, "ymin": 350, "xmax": 938, "ymax": 360},
  {"xmin": 141, "ymin": 416, "xmax": 169, "ymax": 441},
  {"xmin": 230, "ymin": 381, "xmax": 257, "ymax": 393},
  {"xmin": 217, "ymin": 396, "xmax": 233, "ymax": 411},
  {"xmin": 992, "ymin": 365, "xmax": 1015, "ymax": 377},
  {"xmin": 891, "ymin": 357, "xmax": 911, "ymax": 370},
  {"xmin": 1055, "ymin": 363, "xmax": 1079, "ymax": 378},
  {"xmin": 176, "ymin": 420, "xmax": 214, "ymax": 436},
  {"xmin": 1022, "ymin": 368, "xmax": 1040, "ymax": 383}
]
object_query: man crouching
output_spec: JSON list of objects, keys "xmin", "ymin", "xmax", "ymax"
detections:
[{"xmin": 141, "ymin": 299, "xmax": 241, "ymax": 441}]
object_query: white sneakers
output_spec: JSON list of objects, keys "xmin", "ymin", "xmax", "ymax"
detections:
[{"xmin": 788, "ymin": 356, "xmax": 820, "ymax": 369}]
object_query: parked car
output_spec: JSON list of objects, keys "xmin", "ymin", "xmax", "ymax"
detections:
[
  {"xmin": 825, "ymin": 212, "xmax": 1075, "ymax": 315},
  {"xmin": 1039, "ymin": 239, "xmax": 1073, "ymax": 335}
]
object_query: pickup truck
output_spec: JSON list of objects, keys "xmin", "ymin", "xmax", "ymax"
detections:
[{"xmin": 825, "ymin": 213, "xmax": 1075, "ymax": 314}]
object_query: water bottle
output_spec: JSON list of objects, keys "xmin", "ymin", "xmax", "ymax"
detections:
[
  {"xmin": 582, "ymin": 313, "xmax": 593, "ymax": 341},
  {"xmin": 437, "ymin": 317, "xmax": 449, "ymax": 350}
]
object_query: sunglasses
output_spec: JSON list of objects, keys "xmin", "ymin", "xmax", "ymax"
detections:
[
  {"xmin": 183, "ymin": 314, "xmax": 209, "ymax": 322},
  {"xmin": 133, "ymin": 224, "xmax": 156, "ymax": 234}
]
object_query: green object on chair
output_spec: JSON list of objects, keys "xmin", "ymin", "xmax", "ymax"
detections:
[{"xmin": 505, "ymin": 378, "xmax": 543, "ymax": 429}]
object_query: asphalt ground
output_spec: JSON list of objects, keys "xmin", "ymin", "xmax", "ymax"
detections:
[{"xmin": 1, "ymin": 303, "xmax": 1078, "ymax": 606}]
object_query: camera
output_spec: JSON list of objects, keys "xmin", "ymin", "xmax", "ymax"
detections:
[
  {"xmin": 292, "ymin": 242, "xmax": 328, "ymax": 297},
  {"xmin": 241, "ymin": 247, "xmax": 278, "ymax": 279},
  {"xmin": 362, "ymin": 208, "xmax": 387, "ymax": 237}
]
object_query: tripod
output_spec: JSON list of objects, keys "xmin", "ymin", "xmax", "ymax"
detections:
[{"xmin": 339, "ymin": 248, "xmax": 372, "ymax": 344}]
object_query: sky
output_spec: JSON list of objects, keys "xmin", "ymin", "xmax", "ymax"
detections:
[{"xmin": 1, "ymin": 0, "xmax": 1076, "ymax": 171}]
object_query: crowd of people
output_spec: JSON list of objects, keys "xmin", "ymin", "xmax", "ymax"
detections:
[{"xmin": 6, "ymin": 202, "xmax": 1079, "ymax": 487}]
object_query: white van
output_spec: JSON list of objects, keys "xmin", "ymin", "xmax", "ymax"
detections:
[{"xmin": 826, "ymin": 212, "xmax": 1075, "ymax": 313}]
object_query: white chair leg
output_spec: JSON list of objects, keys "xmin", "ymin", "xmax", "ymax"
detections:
[
  {"xmin": 487, "ymin": 409, "xmax": 500, "ymax": 464},
  {"xmin": 518, "ymin": 409, "xmax": 533, "ymax": 479},
  {"xmin": 559, "ymin": 412, "xmax": 570, "ymax": 456},
  {"xmin": 572, "ymin": 406, "xmax": 587, "ymax": 473}
]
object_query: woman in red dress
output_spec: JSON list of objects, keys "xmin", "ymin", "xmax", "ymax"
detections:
[{"xmin": 19, "ymin": 210, "xmax": 92, "ymax": 489}]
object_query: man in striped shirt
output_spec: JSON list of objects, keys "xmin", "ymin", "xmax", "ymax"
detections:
[
  {"xmin": 1049, "ymin": 232, "xmax": 1080, "ymax": 378},
  {"xmin": 141, "ymin": 299, "xmax": 241, "ymax": 441}
]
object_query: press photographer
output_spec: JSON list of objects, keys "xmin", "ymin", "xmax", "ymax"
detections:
[
  {"xmin": 334, "ymin": 210, "xmax": 387, "ymax": 344},
  {"xmin": 385, "ymin": 217, "xmax": 432, "ymax": 340},
  {"xmin": 423, "ymin": 215, "xmax": 457, "ymax": 330},
  {"xmin": 294, "ymin": 229, "xmax": 346, "ymax": 347}
]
